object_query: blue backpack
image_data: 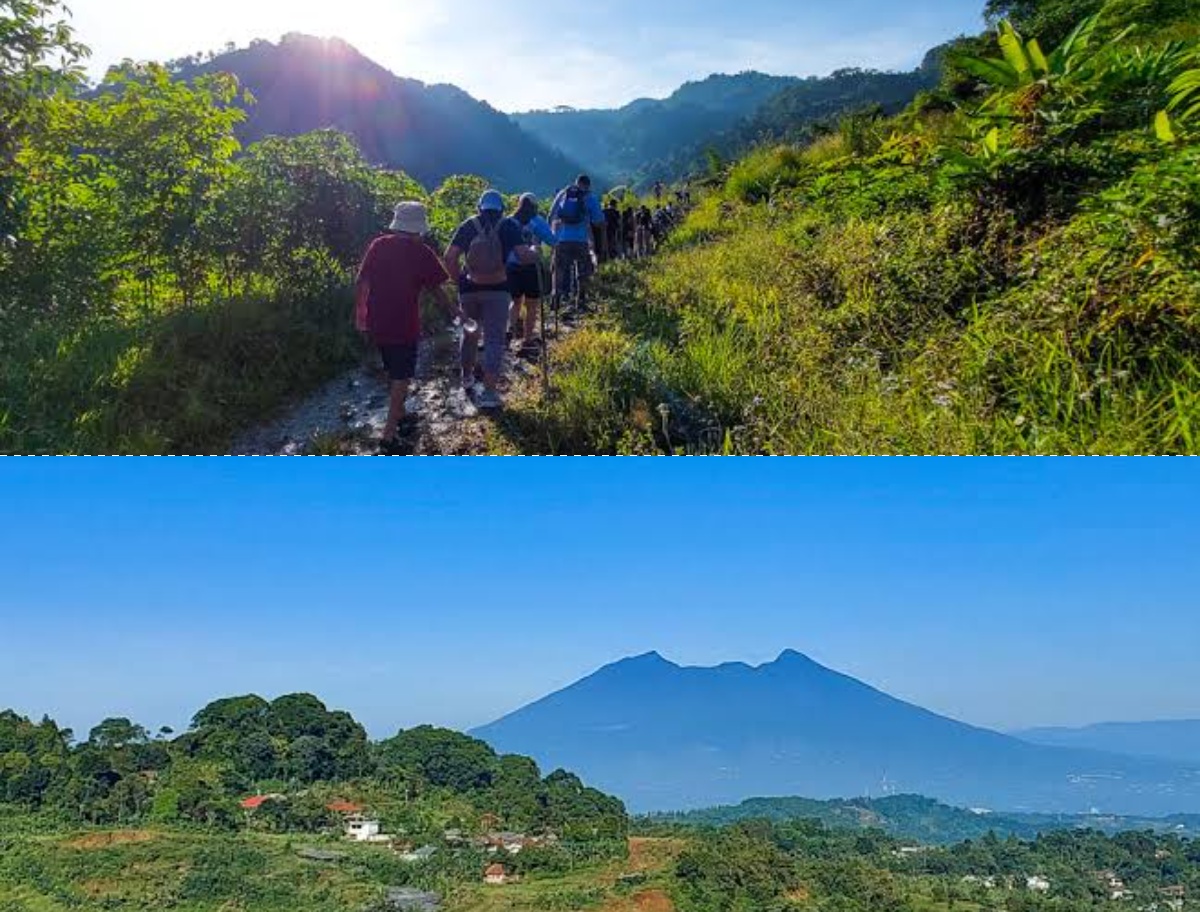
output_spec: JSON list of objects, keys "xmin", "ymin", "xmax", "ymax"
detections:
[{"xmin": 559, "ymin": 186, "xmax": 588, "ymax": 226}]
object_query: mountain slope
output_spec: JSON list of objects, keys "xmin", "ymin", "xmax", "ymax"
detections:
[
  {"xmin": 173, "ymin": 35, "xmax": 585, "ymax": 194},
  {"xmin": 513, "ymin": 72, "xmax": 798, "ymax": 184},
  {"xmin": 1016, "ymin": 721, "xmax": 1200, "ymax": 764},
  {"xmin": 472, "ymin": 651, "xmax": 1200, "ymax": 814}
]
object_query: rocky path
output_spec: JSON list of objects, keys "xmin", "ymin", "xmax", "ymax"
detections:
[{"xmin": 230, "ymin": 324, "xmax": 556, "ymax": 456}]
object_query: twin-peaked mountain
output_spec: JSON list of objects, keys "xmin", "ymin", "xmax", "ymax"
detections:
[{"xmin": 472, "ymin": 651, "xmax": 1200, "ymax": 815}]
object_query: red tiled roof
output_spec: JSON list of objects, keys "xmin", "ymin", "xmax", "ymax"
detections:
[
  {"xmin": 241, "ymin": 795, "xmax": 273, "ymax": 810},
  {"xmin": 485, "ymin": 864, "xmax": 507, "ymax": 876},
  {"xmin": 327, "ymin": 800, "xmax": 364, "ymax": 814}
]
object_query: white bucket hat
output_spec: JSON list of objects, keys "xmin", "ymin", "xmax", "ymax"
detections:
[{"xmin": 390, "ymin": 201, "xmax": 429, "ymax": 235}]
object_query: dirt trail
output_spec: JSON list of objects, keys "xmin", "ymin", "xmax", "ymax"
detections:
[{"xmin": 230, "ymin": 323, "xmax": 559, "ymax": 456}]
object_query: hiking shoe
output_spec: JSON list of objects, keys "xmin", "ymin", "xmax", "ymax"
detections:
[{"xmin": 477, "ymin": 388, "xmax": 503, "ymax": 410}]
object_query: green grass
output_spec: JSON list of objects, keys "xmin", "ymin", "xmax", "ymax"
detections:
[
  {"xmin": 1, "ymin": 281, "xmax": 361, "ymax": 454},
  {"xmin": 503, "ymin": 136, "xmax": 1200, "ymax": 455}
]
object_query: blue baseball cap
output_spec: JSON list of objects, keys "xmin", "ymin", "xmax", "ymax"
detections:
[{"xmin": 478, "ymin": 190, "xmax": 504, "ymax": 212}]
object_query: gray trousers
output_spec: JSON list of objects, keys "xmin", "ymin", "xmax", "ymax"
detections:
[{"xmin": 461, "ymin": 290, "xmax": 512, "ymax": 379}]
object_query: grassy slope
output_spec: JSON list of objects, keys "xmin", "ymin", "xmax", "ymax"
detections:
[
  {"xmin": 0, "ymin": 830, "xmax": 685, "ymax": 912},
  {"xmin": 502, "ymin": 16, "xmax": 1200, "ymax": 455}
]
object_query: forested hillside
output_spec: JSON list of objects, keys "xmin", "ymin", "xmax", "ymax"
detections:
[
  {"xmin": 651, "ymin": 794, "xmax": 1200, "ymax": 845},
  {"xmin": 638, "ymin": 66, "xmax": 941, "ymax": 188},
  {"xmin": 511, "ymin": 0, "xmax": 1200, "ymax": 454},
  {"xmin": 514, "ymin": 72, "xmax": 797, "ymax": 186},
  {"xmin": 169, "ymin": 35, "xmax": 584, "ymax": 195},
  {"xmin": 0, "ymin": 695, "xmax": 626, "ymax": 839}
]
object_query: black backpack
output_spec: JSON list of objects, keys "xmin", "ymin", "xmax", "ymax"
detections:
[{"xmin": 559, "ymin": 186, "xmax": 588, "ymax": 226}]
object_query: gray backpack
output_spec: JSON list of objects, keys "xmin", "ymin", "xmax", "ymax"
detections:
[{"xmin": 465, "ymin": 217, "xmax": 508, "ymax": 285}]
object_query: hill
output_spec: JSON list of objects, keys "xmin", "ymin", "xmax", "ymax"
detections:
[
  {"xmin": 649, "ymin": 794, "xmax": 1200, "ymax": 844},
  {"xmin": 473, "ymin": 651, "xmax": 1200, "ymax": 814},
  {"xmin": 513, "ymin": 72, "xmax": 798, "ymax": 185},
  {"xmin": 0, "ymin": 694, "xmax": 627, "ymax": 843},
  {"xmin": 171, "ymin": 35, "xmax": 585, "ymax": 194},
  {"xmin": 1016, "ymin": 721, "xmax": 1200, "ymax": 764}
]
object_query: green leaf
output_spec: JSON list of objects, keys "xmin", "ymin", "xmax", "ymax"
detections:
[
  {"xmin": 983, "ymin": 128, "xmax": 1001, "ymax": 156},
  {"xmin": 1026, "ymin": 40, "xmax": 1050, "ymax": 78},
  {"xmin": 957, "ymin": 55, "xmax": 1021, "ymax": 88},
  {"xmin": 1154, "ymin": 110, "xmax": 1177, "ymax": 143},
  {"xmin": 997, "ymin": 22, "xmax": 1031, "ymax": 81}
]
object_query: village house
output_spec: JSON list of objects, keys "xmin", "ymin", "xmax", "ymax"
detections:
[
  {"xmin": 1098, "ymin": 870, "xmax": 1132, "ymax": 901},
  {"xmin": 484, "ymin": 863, "xmax": 510, "ymax": 886},
  {"xmin": 398, "ymin": 845, "xmax": 438, "ymax": 864},
  {"xmin": 1027, "ymin": 876, "xmax": 1052, "ymax": 893},
  {"xmin": 239, "ymin": 793, "xmax": 285, "ymax": 812},
  {"xmin": 1160, "ymin": 886, "xmax": 1186, "ymax": 912}
]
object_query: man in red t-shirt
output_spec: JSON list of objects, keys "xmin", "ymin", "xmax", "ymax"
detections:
[{"xmin": 356, "ymin": 201, "xmax": 458, "ymax": 445}]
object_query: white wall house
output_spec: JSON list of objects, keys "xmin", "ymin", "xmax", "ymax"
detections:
[{"xmin": 346, "ymin": 816, "xmax": 383, "ymax": 842}]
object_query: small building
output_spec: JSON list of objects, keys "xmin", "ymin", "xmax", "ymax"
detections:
[
  {"xmin": 1027, "ymin": 876, "xmax": 1052, "ymax": 894},
  {"xmin": 240, "ymin": 794, "xmax": 284, "ymax": 811},
  {"xmin": 346, "ymin": 816, "xmax": 382, "ymax": 841},
  {"xmin": 484, "ymin": 863, "xmax": 510, "ymax": 886},
  {"xmin": 398, "ymin": 845, "xmax": 438, "ymax": 864},
  {"xmin": 1160, "ymin": 886, "xmax": 1186, "ymax": 912}
]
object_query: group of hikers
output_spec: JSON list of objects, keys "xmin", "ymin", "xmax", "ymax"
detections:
[{"xmin": 354, "ymin": 174, "xmax": 688, "ymax": 448}]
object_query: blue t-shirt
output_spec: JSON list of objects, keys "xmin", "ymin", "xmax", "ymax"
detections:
[
  {"xmin": 549, "ymin": 187, "xmax": 605, "ymax": 244},
  {"xmin": 450, "ymin": 213, "xmax": 524, "ymax": 292}
]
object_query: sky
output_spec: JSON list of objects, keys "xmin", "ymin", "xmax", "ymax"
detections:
[
  {"xmin": 1, "ymin": 459, "xmax": 1198, "ymax": 742},
  {"xmin": 67, "ymin": 0, "xmax": 986, "ymax": 111}
]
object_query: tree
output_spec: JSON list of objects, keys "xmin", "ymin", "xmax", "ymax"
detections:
[
  {"xmin": 378, "ymin": 726, "xmax": 497, "ymax": 792},
  {"xmin": 87, "ymin": 718, "xmax": 149, "ymax": 750}
]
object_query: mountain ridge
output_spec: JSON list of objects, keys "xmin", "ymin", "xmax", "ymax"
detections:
[
  {"xmin": 169, "ymin": 34, "xmax": 589, "ymax": 194},
  {"xmin": 472, "ymin": 650, "xmax": 1200, "ymax": 815},
  {"xmin": 1016, "ymin": 719, "xmax": 1200, "ymax": 765}
]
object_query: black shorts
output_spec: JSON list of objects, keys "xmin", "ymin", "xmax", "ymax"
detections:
[
  {"xmin": 507, "ymin": 264, "xmax": 545, "ymax": 300},
  {"xmin": 379, "ymin": 343, "xmax": 418, "ymax": 382}
]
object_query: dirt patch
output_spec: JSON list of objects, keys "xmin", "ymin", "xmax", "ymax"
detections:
[
  {"xmin": 230, "ymin": 309, "xmax": 581, "ymax": 456},
  {"xmin": 633, "ymin": 889, "xmax": 676, "ymax": 912},
  {"xmin": 64, "ymin": 830, "xmax": 157, "ymax": 850},
  {"xmin": 627, "ymin": 837, "xmax": 688, "ymax": 874}
]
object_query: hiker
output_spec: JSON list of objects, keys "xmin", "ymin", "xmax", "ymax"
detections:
[
  {"xmin": 654, "ymin": 181, "xmax": 665, "ymax": 204},
  {"xmin": 635, "ymin": 205, "xmax": 654, "ymax": 259},
  {"xmin": 604, "ymin": 198, "xmax": 623, "ymax": 261},
  {"xmin": 445, "ymin": 189, "xmax": 536, "ymax": 410},
  {"xmin": 549, "ymin": 174, "xmax": 606, "ymax": 312},
  {"xmin": 356, "ymin": 201, "xmax": 459, "ymax": 445},
  {"xmin": 622, "ymin": 207, "xmax": 637, "ymax": 260},
  {"xmin": 508, "ymin": 193, "xmax": 556, "ymax": 354}
]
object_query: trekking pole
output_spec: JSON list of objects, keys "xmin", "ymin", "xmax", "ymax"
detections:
[{"xmin": 536, "ymin": 249, "xmax": 551, "ymax": 397}]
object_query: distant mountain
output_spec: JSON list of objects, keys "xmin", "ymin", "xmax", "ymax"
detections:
[
  {"xmin": 173, "ymin": 35, "xmax": 586, "ymax": 195},
  {"xmin": 651, "ymin": 793, "xmax": 1200, "ymax": 845},
  {"xmin": 637, "ymin": 65, "xmax": 940, "ymax": 187},
  {"xmin": 472, "ymin": 651, "xmax": 1200, "ymax": 814},
  {"xmin": 513, "ymin": 72, "xmax": 798, "ymax": 185},
  {"xmin": 1016, "ymin": 721, "xmax": 1200, "ymax": 764}
]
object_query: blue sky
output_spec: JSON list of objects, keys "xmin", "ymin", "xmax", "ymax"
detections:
[
  {"xmin": 2, "ymin": 459, "xmax": 1198, "ymax": 742},
  {"xmin": 69, "ymin": 0, "xmax": 985, "ymax": 110}
]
